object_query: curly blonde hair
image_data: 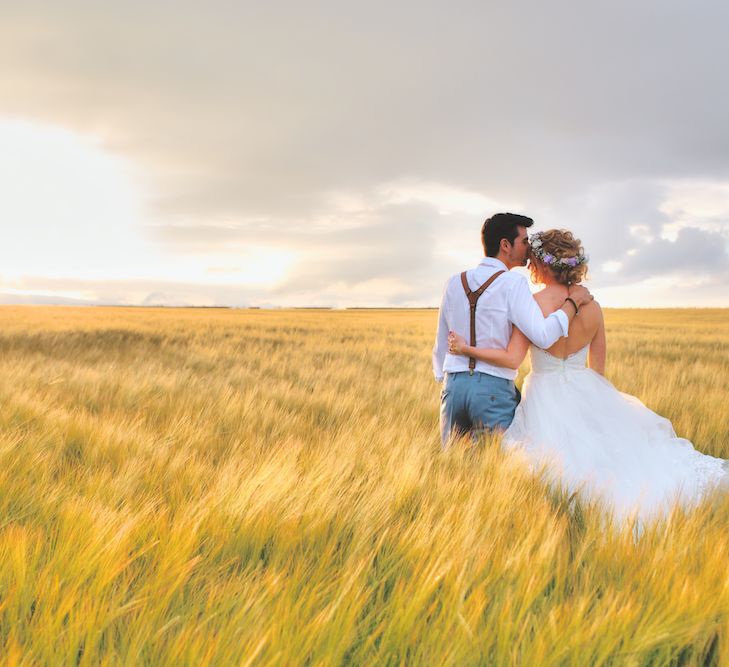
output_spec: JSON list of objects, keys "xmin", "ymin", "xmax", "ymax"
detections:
[{"xmin": 528, "ymin": 229, "xmax": 588, "ymax": 286}]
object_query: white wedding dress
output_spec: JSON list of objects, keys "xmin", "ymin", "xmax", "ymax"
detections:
[{"xmin": 503, "ymin": 345, "xmax": 729, "ymax": 525}]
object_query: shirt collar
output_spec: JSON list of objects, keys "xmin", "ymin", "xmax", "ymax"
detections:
[{"xmin": 478, "ymin": 256, "xmax": 509, "ymax": 272}]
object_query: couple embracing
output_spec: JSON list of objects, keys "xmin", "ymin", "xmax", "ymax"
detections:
[{"xmin": 433, "ymin": 213, "xmax": 729, "ymax": 525}]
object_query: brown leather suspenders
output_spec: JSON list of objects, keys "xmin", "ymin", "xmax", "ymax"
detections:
[{"xmin": 460, "ymin": 270, "xmax": 505, "ymax": 374}]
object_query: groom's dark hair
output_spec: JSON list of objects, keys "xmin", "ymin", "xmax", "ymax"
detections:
[{"xmin": 482, "ymin": 212, "xmax": 534, "ymax": 257}]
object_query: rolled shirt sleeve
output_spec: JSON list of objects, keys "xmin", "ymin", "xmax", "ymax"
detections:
[{"xmin": 507, "ymin": 278, "xmax": 569, "ymax": 349}]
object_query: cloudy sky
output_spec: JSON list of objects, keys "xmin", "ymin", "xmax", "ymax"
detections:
[{"xmin": 1, "ymin": 1, "xmax": 728, "ymax": 307}]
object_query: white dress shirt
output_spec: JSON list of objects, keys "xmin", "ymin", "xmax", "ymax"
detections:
[{"xmin": 432, "ymin": 257, "xmax": 569, "ymax": 381}]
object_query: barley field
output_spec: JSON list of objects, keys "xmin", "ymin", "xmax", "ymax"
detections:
[{"xmin": 0, "ymin": 306, "xmax": 728, "ymax": 666}]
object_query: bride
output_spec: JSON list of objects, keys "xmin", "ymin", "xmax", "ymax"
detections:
[{"xmin": 448, "ymin": 229, "xmax": 729, "ymax": 525}]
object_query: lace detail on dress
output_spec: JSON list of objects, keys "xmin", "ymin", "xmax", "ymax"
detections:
[
  {"xmin": 529, "ymin": 344, "xmax": 590, "ymax": 375},
  {"xmin": 693, "ymin": 456, "xmax": 729, "ymax": 498}
]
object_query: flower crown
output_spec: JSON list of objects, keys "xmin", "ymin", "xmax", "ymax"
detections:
[{"xmin": 529, "ymin": 232, "xmax": 589, "ymax": 268}]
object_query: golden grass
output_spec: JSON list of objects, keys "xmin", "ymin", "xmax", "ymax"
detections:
[{"xmin": 0, "ymin": 306, "xmax": 727, "ymax": 665}]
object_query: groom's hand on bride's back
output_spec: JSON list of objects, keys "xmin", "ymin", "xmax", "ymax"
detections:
[{"xmin": 568, "ymin": 284, "xmax": 594, "ymax": 307}]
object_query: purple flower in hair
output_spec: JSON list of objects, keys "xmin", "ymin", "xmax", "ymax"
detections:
[
  {"xmin": 565, "ymin": 257, "xmax": 578, "ymax": 267},
  {"xmin": 543, "ymin": 254, "xmax": 555, "ymax": 264}
]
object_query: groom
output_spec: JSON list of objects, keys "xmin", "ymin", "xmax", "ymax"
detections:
[{"xmin": 433, "ymin": 212, "xmax": 592, "ymax": 446}]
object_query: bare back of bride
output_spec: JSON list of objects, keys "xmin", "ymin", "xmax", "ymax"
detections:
[{"xmin": 449, "ymin": 229, "xmax": 729, "ymax": 526}]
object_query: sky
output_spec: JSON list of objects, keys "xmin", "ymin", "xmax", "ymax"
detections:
[{"xmin": 1, "ymin": 1, "xmax": 728, "ymax": 307}]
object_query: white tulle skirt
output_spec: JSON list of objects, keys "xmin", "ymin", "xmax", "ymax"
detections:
[{"xmin": 503, "ymin": 364, "xmax": 729, "ymax": 525}]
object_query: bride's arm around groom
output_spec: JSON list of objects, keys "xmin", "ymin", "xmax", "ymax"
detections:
[
  {"xmin": 432, "ymin": 217, "xmax": 592, "ymax": 384},
  {"xmin": 432, "ymin": 213, "xmax": 593, "ymax": 444}
]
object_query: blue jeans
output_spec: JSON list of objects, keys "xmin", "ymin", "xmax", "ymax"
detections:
[{"xmin": 440, "ymin": 371, "xmax": 519, "ymax": 447}]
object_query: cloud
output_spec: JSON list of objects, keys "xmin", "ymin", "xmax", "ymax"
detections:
[
  {"xmin": 0, "ymin": 292, "xmax": 94, "ymax": 306},
  {"xmin": 533, "ymin": 180, "xmax": 729, "ymax": 296},
  {"xmin": 3, "ymin": 1, "xmax": 729, "ymax": 220},
  {"xmin": 5, "ymin": 275, "xmax": 264, "ymax": 308},
  {"xmin": 1, "ymin": 1, "xmax": 729, "ymax": 306},
  {"xmin": 538, "ymin": 181, "xmax": 673, "ymax": 262},
  {"xmin": 150, "ymin": 199, "xmax": 466, "ymax": 305},
  {"xmin": 620, "ymin": 226, "xmax": 729, "ymax": 280}
]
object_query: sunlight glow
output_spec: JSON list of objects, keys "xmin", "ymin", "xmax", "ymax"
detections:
[
  {"xmin": 0, "ymin": 117, "xmax": 296, "ymax": 301},
  {"xmin": 377, "ymin": 181, "xmax": 521, "ymax": 216},
  {"xmin": 0, "ymin": 117, "xmax": 151, "ymax": 280},
  {"xmin": 202, "ymin": 247, "xmax": 297, "ymax": 286}
]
